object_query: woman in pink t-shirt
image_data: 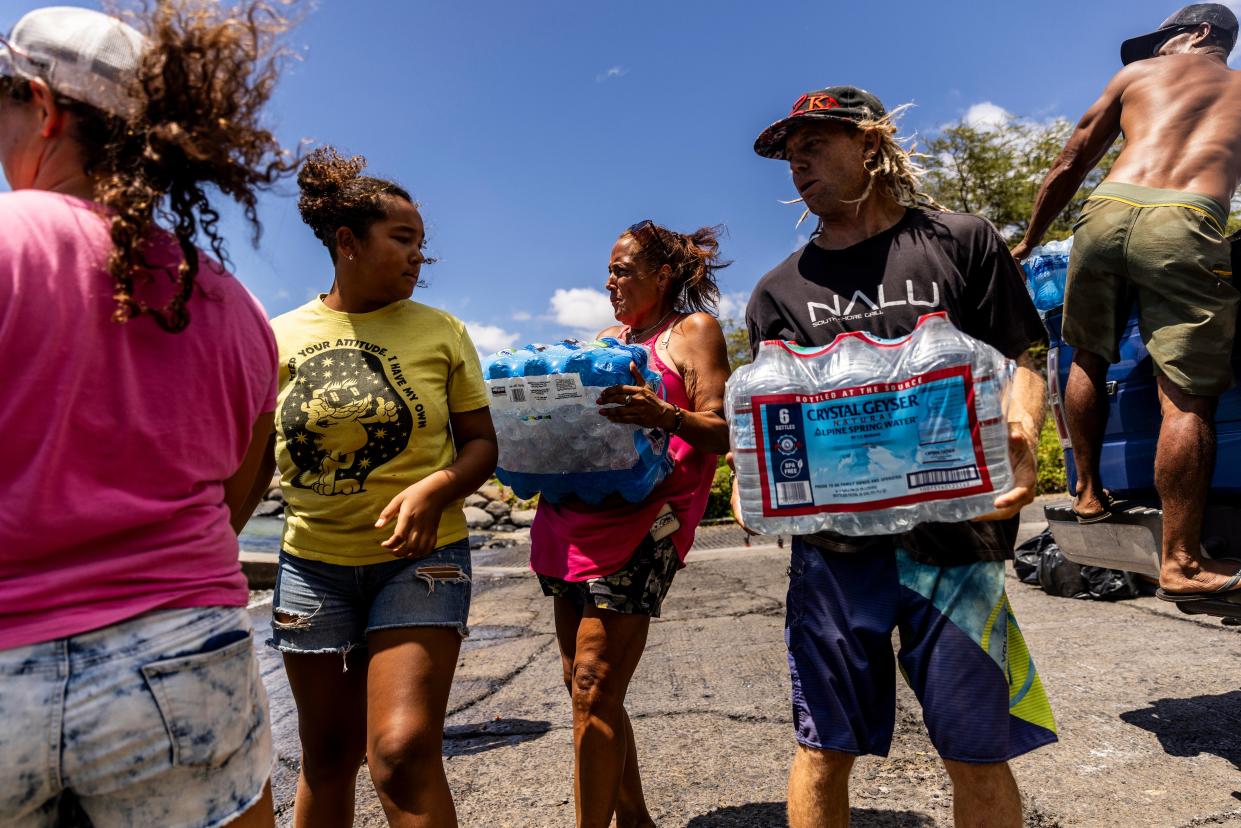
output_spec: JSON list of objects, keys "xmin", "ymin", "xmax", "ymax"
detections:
[
  {"xmin": 0, "ymin": 6, "xmax": 294, "ymax": 826},
  {"xmin": 531, "ymin": 221, "xmax": 733, "ymax": 827}
]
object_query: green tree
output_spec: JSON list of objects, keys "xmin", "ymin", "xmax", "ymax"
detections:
[
  {"xmin": 721, "ymin": 317, "xmax": 752, "ymax": 370},
  {"xmin": 922, "ymin": 117, "xmax": 1121, "ymax": 244}
]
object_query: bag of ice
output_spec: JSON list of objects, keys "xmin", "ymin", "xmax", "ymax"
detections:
[{"xmin": 483, "ymin": 338, "xmax": 673, "ymax": 504}]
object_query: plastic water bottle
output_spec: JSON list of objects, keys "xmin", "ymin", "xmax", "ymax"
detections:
[
  {"xmin": 726, "ymin": 313, "xmax": 1014, "ymax": 536},
  {"xmin": 726, "ymin": 339, "xmax": 824, "ymax": 535},
  {"xmin": 485, "ymin": 351, "xmax": 519, "ymax": 380},
  {"xmin": 1021, "ymin": 237, "xmax": 1073, "ymax": 314},
  {"xmin": 481, "ymin": 338, "xmax": 672, "ymax": 503}
]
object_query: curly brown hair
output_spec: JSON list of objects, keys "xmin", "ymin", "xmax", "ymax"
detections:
[
  {"xmin": 296, "ymin": 146, "xmax": 421, "ymax": 265},
  {"xmin": 623, "ymin": 223, "xmax": 730, "ymax": 315},
  {"xmin": 3, "ymin": 1, "xmax": 298, "ymax": 332}
]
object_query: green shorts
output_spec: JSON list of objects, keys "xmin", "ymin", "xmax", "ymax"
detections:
[{"xmin": 1062, "ymin": 181, "xmax": 1237, "ymax": 396}]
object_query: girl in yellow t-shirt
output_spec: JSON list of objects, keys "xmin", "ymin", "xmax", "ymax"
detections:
[{"xmin": 260, "ymin": 148, "xmax": 496, "ymax": 825}]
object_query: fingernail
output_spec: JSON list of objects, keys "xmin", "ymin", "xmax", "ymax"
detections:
[{"xmin": 375, "ymin": 519, "xmax": 386, "ymax": 527}]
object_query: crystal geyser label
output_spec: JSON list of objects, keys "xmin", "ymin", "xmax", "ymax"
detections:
[{"xmin": 753, "ymin": 365, "xmax": 995, "ymax": 516}]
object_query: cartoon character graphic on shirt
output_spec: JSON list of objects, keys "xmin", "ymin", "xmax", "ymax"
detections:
[
  {"xmin": 298, "ymin": 380, "xmax": 398, "ymax": 494},
  {"xmin": 281, "ymin": 348, "xmax": 415, "ymax": 495}
]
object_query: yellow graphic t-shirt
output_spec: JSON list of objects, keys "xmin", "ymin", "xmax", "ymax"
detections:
[{"xmin": 271, "ymin": 297, "xmax": 489, "ymax": 565}]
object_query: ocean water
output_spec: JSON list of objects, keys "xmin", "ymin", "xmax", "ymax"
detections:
[{"xmin": 238, "ymin": 516, "xmax": 283, "ymax": 554}]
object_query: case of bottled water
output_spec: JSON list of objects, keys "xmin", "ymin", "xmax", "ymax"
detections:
[
  {"xmin": 1021, "ymin": 237, "xmax": 1073, "ymax": 314},
  {"xmin": 483, "ymin": 339, "xmax": 672, "ymax": 504},
  {"xmin": 726, "ymin": 312, "xmax": 1014, "ymax": 536}
]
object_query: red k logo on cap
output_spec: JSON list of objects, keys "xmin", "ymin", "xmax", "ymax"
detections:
[{"xmin": 790, "ymin": 94, "xmax": 840, "ymax": 116}]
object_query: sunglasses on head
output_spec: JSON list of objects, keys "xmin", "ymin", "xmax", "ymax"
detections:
[{"xmin": 627, "ymin": 219, "xmax": 669, "ymax": 261}]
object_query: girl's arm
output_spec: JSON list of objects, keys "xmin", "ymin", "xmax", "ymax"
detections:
[
  {"xmin": 375, "ymin": 407, "xmax": 499, "ymax": 558},
  {"xmin": 223, "ymin": 414, "xmax": 276, "ymax": 535}
]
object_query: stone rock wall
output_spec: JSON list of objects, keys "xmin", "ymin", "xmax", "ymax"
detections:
[{"xmin": 253, "ymin": 477, "xmax": 536, "ymax": 550}]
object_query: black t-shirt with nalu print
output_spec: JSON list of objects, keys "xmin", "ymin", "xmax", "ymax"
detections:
[{"xmin": 745, "ymin": 208, "xmax": 1047, "ymax": 565}]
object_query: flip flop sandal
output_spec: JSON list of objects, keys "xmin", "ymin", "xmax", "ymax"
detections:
[
  {"xmin": 1157, "ymin": 565, "xmax": 1241, "ymax": 603},
  {"xmin": 1072, "ymin": 489, "xmax": 1114, "ymax": 525}
]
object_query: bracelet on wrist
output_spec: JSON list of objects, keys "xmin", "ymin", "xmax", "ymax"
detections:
[{"xmin": 667, "ymin": 403, "xmax": 685, "ymax": 435}]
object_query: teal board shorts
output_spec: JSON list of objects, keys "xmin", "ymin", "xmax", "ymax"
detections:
[{"xmin": 786, "ymin": 539, "xmax": 1058, "ymax": 761}]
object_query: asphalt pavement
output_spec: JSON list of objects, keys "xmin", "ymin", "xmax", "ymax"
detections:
[{"xmin": 248, "ymin": 503, "xmax": 1241, "ymax": 827}]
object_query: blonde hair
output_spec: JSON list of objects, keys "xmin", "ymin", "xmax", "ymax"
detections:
[{"xmin": 850, "ymin": 104, "xmax": 944, "ymax": 210}]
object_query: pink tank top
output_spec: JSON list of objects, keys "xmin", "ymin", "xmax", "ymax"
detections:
[{"xmin": 530, "ymin": 317, "xmax": 719, "ymax": 581}]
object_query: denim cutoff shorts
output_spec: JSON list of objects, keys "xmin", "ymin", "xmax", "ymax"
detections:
[
  {"xmin": 0, "ymin": 606, "xmax": 272, "ymax": 828},
  {"xmin": 268, "ymin": 538, "xmax": 472, "ymax": 657}
]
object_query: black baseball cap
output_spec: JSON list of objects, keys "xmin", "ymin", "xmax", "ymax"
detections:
[
  {"xmin": 754, "ymin": 85, "xmax": 886, "ymax": 160},
  {"xmin": 1120, "ymin": 3, "xmax": 1238, "ymax": 64}
]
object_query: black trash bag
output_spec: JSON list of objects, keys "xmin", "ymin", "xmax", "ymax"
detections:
[
  {"xmin": 1016, "ymin": 527, "xmax": 1141, "ymax": 600},
  {"xmin": 1013, "ymin": 528, "xmax": 1054, "ymax": 585},
  {"xmin": 1036, "ymin": 544, "xmax": 1091, "ymax": 598},
  {"xmin": 1080, "ymin": 565, "xmax": 1141, "ymax": 601}
]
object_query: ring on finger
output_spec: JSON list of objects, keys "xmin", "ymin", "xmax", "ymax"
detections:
[{"xmin": 624, "ymin": 394, "xmax": 632, "ymax": 405}]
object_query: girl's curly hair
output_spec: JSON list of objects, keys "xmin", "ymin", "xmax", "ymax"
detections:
[
  {"xmin": 3, "ymin": 1, "xmax": 299, "ymax": 332},
  {"xmin": 296, "ymin": 146, "xmax": 418, "ymax": 264}
]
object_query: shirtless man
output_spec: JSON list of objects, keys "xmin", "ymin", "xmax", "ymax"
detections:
[{"xmin": 1013, "ymin": 3, "xmax": 1241, "ymax": 602}]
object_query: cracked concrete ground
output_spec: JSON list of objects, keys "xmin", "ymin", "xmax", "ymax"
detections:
[{"xmin": 250, "ymin": 512, "xmax": 1241, "ymax": 827}]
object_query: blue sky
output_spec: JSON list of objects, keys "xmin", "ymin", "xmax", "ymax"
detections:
[{"xmin": 3, "ymin": 0, "xmax": 1232, "ymax": 351}]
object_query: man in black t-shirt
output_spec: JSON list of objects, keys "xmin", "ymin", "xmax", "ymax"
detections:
[{"xmin": 737, "ymin": 86, "xmax": 1056, "ymax": 827}]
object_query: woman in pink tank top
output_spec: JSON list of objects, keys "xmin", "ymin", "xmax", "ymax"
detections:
[{"xmin": 531, "ymin": 220, "xmax": 733, "ymax": 826}]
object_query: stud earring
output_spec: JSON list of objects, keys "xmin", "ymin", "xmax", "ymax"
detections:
[{"xmin": 348, "ymin": 254, "xmax": 354, "ymax": 261}]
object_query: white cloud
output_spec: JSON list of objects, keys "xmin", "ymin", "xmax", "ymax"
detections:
[
  {"xmin": 716, "ymin": 291, "xmax": 750, "ymax": 322},
  {"xmin": 595, "ymin": 65, "xmax": 628, "ymax": 82},
  {"xmin": 511, "ymin": 310, "xmax": 533, "ymax": 321},
  {"xmin": 463, "ymin": 320, "xmax": 519, "ymax": 354},
  {"xmin": 964, "ymin": 101, "xmax": 1011, "ymax": 131},
  {"xmin": 548, "ymin": 287, "xmax": 617, "ymax": 334},
  {"xmin": 543, "ymin": 287, "xmax": 750, "ymax": 337}
]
